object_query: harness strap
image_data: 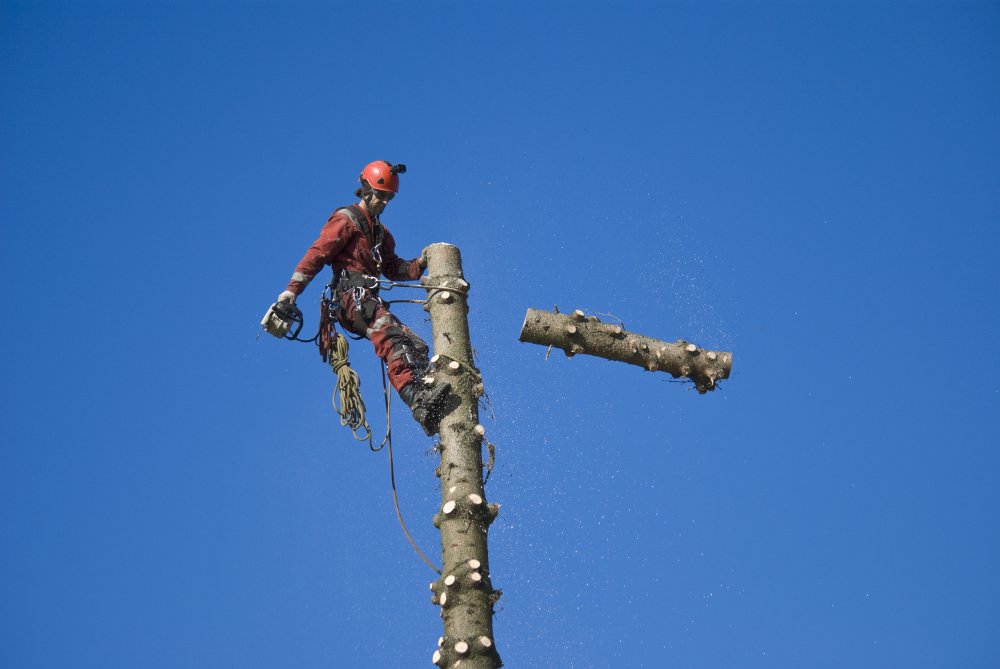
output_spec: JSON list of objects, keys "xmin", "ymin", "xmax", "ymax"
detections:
[
  {"xmin": 333, "ymin": 269, "xmax": 380, "ymax": 293},
  {"xmin": 336, "ymin": 205, "xmax": 385, "ymax": 275}
]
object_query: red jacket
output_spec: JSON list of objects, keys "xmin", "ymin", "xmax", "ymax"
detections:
[{"xmin": 286, "ymin": 205, "xmax": 422, "ymax": 296}]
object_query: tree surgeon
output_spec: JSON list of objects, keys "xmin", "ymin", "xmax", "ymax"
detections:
[{"xmin": 273, "ymin": 160, "xmax": 451, "ymax": 435}]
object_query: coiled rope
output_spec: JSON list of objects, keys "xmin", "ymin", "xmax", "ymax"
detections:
[{"xmin": 325, "ymin": 331, "xmax": 381, "ymax": 449}]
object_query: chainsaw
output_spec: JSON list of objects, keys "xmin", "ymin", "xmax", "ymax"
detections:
[{"xmin": 260, "ymin": 300, "xmax": 304, "ymax": 339}]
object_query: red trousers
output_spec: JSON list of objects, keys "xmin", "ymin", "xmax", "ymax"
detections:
[{"xmin": 336, "ymin": 288, "xmax": 430, "ymax": 392}]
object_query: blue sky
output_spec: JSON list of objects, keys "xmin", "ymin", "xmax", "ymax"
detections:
[{"xmin": 2, "ymin": 1, "xmax": 998, "ymax": 667}]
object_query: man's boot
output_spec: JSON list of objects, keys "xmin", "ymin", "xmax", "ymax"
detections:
[{"xmin": 399, "ymin": 381, "xmax": 452, "ymax": 436}]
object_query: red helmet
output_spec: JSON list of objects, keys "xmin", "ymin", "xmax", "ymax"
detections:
[{"xmin": 359, "ymin": 160, "xmax": 404, "ymax": 193}]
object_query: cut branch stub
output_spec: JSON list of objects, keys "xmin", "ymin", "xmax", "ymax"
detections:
[{"xmin": 519, "ymin": 307, "xmax": 732, "ymax": 393}]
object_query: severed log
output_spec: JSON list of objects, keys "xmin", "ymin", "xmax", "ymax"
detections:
[{"xmin": 519, "ymin": 307, "xmax": 732, "ymax": 393}]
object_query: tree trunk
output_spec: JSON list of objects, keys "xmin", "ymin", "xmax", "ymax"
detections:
[
  {"xmin": 519, "ymin": 307, "xmax": 732, "ymax": 393},
  {"xmin": 422, "ymin": 243, "xmax": 502, "ymax": 669}
]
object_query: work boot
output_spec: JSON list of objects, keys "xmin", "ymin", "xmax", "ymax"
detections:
[{"xmin": 399, "ymin": 381, "xmax": 452, "ymax": 436}]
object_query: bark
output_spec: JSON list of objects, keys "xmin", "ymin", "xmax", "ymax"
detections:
[
  {"xmin": 519, "ymin": 307, "xmax": 732, "ymax": 393},
  {"xmin": 422, "ymin": 243, "xmax": 502, "ymax": 669}
]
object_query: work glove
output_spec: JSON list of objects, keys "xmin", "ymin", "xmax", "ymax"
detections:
[
  {"xmin": 277, "ymin": 290, "xmax": 297, "ymax": 304},
  {"xmin": 418, "ymin": 249, "xmax": 429, "ymax": 270}
]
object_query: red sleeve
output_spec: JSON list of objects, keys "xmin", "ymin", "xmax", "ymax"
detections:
[
  {"xmin": 285, "ymin": 214, "xmax": 352, "ymax": 295},
  {"xmin": 379, "ymin": 227, "xmax": 423, "ymax": 281}
]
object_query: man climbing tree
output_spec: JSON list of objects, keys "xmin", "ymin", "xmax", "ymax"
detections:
[{"xmin": 271, "ymin": 160, "xmax": 451, "ymax": 435}]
